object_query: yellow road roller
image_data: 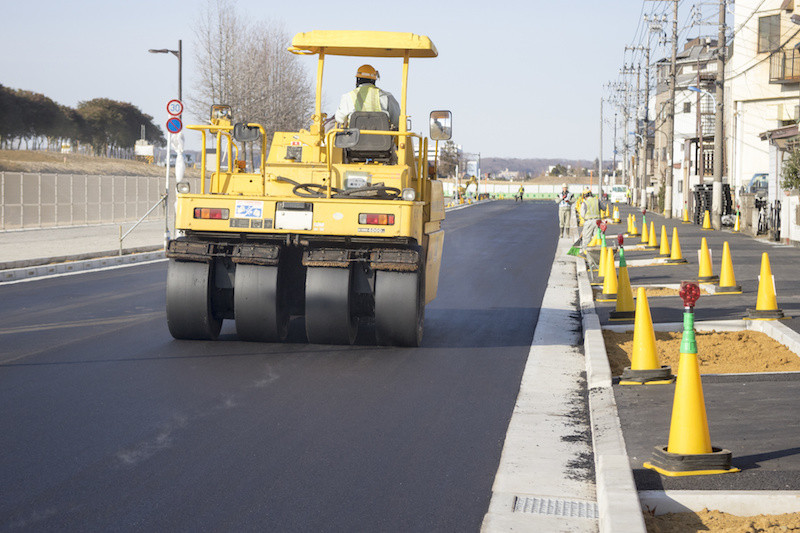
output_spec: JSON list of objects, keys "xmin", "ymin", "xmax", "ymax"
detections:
[{"xmin": 166, "ymin": 30, "xmax": 449, "ymax": 346}]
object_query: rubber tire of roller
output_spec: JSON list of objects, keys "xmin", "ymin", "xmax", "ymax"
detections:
[
  {"xmin": 234, "ymin": 264, "xmax": 288, "ymax": 342},
  {"xmin": 304, "ymin": 267, "xmax": 357, "ymax": 345},
  {"xmin": 166, "ymin": 259, "xmax": 222, "ymax": 340},
  {"xmin": 375, "ymin": 270, "xmax": 423, "ymax": 347}
]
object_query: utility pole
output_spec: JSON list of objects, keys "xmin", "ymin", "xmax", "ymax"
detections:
[
  {"xmin": 664, "ymin": 0, "xmax": 678, "ymax": 218},
  {"xmin": 712, "ymin": 0, "xmax": 726, "ymax": 229},
  {"xmin": 600, "ymin": 97, "xmax": 604, "ymax": 193}
]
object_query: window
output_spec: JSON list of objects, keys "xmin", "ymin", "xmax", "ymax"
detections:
[
  {"xmin": 758, "ymin": 15, "xmax": 780, "ymax": 53},
  {"xmin": 684, "ymin": 102, "xmax": 692, "ymax": 113}
]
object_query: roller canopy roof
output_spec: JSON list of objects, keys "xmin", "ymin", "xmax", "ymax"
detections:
[{"xmin": 289, "ymin": 31, "xmax": 437, "ymax": 58}]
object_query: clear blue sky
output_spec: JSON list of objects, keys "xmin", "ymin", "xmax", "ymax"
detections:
[{"xmin": 1, "ymin": 0, "xmax": 650, "ymax": 160}]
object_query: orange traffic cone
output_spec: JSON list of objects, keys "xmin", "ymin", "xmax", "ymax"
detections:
[
  {"xmin": 701, "ymin": 210, "xmax": 713, "ymax": 230},
  {"xmin": 746, "ymin": 252, "xmax": 786, "ymax": 319},
  {"xmin": 619, "ymin": 287, "xmax": 674, "ymax": 384},
  {"xmin": 644, "ymin": 289, "xmax": 739, "ymax": 476},
  {"xmin": 610, "ymin": 248, "xmax": 635, "ymax": 320},
  {"xmin": 646, "ymin": 220, "xmax": 658, "ymax": 249},
  {"xmin": 717, "ymin": 241, "xmax": 742, "ymax": 294},
  {"xmin": 666, "ymin": 227, "xmax": 688, "ymax": 264},
  {"xmin": 697, "ymin": 237, "xmax": 718, "ymax": 283},
  {"xmin": 657, "ymin": 225, "xmax": 671, "ymax": 257},
  {"xmin": 598, "ymin": 246, "xmax": 618, "ymax": 301}
]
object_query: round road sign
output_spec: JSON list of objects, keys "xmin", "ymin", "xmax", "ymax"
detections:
[
  {"xmin": 167, "ymin": 99, "xmax": 183, "ymax": 116},
  {"xmin": 166, "ymin": 117, "xmax": 183, "ymax": 134}
]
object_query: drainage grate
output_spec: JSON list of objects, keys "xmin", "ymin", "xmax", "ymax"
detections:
[{"xmin": 513, "ymin": 496, "xmax": 599, "ymax": 519}]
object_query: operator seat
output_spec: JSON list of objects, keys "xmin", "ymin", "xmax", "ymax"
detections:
[{"xmin": 344, "ymin": 111, "xmax": 396, "ymax": 163}]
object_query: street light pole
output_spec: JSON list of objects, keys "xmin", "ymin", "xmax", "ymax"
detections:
[{"xmin": 148, "ymin": 39, "xmax": 182, "ymax": 102}]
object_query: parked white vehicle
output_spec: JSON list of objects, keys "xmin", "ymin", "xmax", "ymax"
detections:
[{"xmin": 609, "ymin": 185, "xmax": 628, "ymax": 203}]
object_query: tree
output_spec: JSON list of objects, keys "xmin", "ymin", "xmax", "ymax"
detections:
[
  {"xmin": 438, "ymin": 141, "xmax": 459, "ymax": 178},
  {"xmin": 782, "ymin": 146, "xmax": 800, "ymax": 191},
  {"xmin": 550, "ymin": 164, "xmax": 567, "ymax": 177},
  {"xmin": 77, "ymin": 98, "xmax": 164, "ymax": 155},
  {"xmin": 191, "ymin": 0, "xmax": 313, "ymax": 143}
]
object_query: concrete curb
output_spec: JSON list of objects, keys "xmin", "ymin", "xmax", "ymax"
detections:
[
  {"xmin": 639, "ymin": 490, "xmax": 800, "ymax": 516},
  {"xmin": 575, "ymin": 253, "xmax": 647, "ymax": 533},
  {"xmin": 0, "ymin": 250, "xmax": 166, "ymax": 283}
]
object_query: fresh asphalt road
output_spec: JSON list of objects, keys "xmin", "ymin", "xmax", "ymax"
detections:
[{"xmin": 0, "ymin": 200, "xmax": 559, "ymax": 532}]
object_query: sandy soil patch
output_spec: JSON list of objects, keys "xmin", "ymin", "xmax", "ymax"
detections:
[
  {"xmin": 603, "ymin": 329, "xmax": 800, "ymax": 375},
  {"xmin": 645, "ymin": 508, "xmax": 800, "ymax": 532}
]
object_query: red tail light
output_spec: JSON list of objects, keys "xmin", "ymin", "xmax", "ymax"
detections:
[
  {"xmin": 359, "ymin": 213, "xmax": 395, "ymax": 225},
  {"xmin": 194, "ymin": 208, "xmax": 229, "ymax": 220}
]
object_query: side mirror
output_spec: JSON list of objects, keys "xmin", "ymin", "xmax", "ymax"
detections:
[
  {"xmin": 210, "ymin": 104, "xmax": 232, "ymax": 121},
  {"xmin": 429, "ymin": 110, "xmax": 452, "ymax": 141},
  {"xmin": 334, "ymin": 128, "xmax": 360, "ymax": 149},
  {"xmin": 233, "ymin": 123, "xmax": 261, "ymax": 142}
]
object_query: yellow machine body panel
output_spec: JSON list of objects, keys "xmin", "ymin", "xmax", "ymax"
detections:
[{"xmin": 289, "ymin": 30, "xmax": 437, "ymax": 58}]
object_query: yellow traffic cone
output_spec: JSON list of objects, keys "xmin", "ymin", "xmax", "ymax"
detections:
[
  {"xmin": 646, "ymin": 220, "xmax": 658, "ymax": 249},
  {"xmin": 610, "ymin": 248, "xmax": 635, "ymax": 320},
  {"xmin": 701, "ymin": 210, "xmax": 713, "ymax": 230},
  {"xmin": 597, "ymin": 243, "xmax": 607, "ymax": 277},
  {"xmin": 746, "ymin": 252, "xmax": 786, "ymax": 319},
  {"xmin": 626, "ymin": 214, "xmax": 632, "ymax": 235},
  {"xmin": 697, "ymin": 237, "xmax": 718, "ymax": 282},
  {"xmin": 644, "ymin": 296, "xmax": 739, "ymax": 476},
  {"xmin": 619, "ymin": 287, "xmax": 674, "ymax": 384},
  {"xmin": 613, "ymin": 205, "xmax": 621, "ymax": 224},
  {"xmin": 630, "ymin": 215, "xmax": 639, "ymax": 236},
  {"xmin": 666, "ymin": 227, "xmax": 688, "ymax": 264},
  {"xmin": 641, "ymin": 219, "xmax": 649, "ymax": 244},
  {"xmin": 605, "ymin": 204, "xmax": 610, "ymax": 218},
  {"xmin": 682, "ymin": 208, "xmax": 691, "ymax": 224},
  {"xmin": 733, "ymin": 211, "xmax": 740, "ymax": 232},
  {"xmin": 717, "ymin": 241, "xmax": 742, "ymax": 294},
  {"xmin": 657, "ymin": 225, "xmax": 671, "ymax": 257},
  {"xmin": 597, "ymin": 246, "xmax": 618, "ymax": 301}
]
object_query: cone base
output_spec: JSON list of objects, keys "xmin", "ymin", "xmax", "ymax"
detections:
[
  {"xmin": 609, "ymin": 310, "xmax": 636, "ymax": 320},
  {"xmin": 682, "ymin": 221, "xmax": 692, "ymax": 224},
  {"xmin": 716, "ymin": 285, "xmax": 742, "ymax": 294},
  {"xmin": 665, "ymin": 258, "xmax": 688, "ymax": 264},
  {"xmin": 656, "ymin": 253, "xmax": 671, "ymax": 258},
  {"xmin": 627, "ymin": 232, "xmax": 640, "ymax": 237},
  {"xmin": 643, "ymin": 446, "xmax": 739, "ymax": 477},
  {"xmin": 620, "ymin": 366, "xmax": 674, "ymax": 385},
  {"xmin": 701, "ymin": 228, "xmax": 714, "ymax": 231},
  {"xmin": 746, "ymin": 308, "xmax": 785, "ymax": 319},
  {"xmin": 597, "ymin": 292, "xmax": 617, "ymax": 302},
  {"xmin": 698, "ymin": 275, "xmax": 719, "ymax": 283},
  {"xmin": 645, "ymin": 245, "xmax": 659, "ymax": 250}
]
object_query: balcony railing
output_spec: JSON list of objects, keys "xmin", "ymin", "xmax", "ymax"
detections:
[{"xmin": 769, "ymin": 48, "xmax": 800, "ymax": 83}]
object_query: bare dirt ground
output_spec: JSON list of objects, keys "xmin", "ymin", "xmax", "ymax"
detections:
[
  {"xmin": 0, "ymin": 149, "xmax": 201, "ymax": 177},
  {"xmin": 604, "ymin": 329, "xmax": 800, "ymax": 531},
  {"xmin": 645, "ymin": 509, "xmax": 800, "ymax": 532}
]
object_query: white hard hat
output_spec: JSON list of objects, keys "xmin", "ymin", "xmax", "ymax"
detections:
[{"xmin": 562, "ymin": 183, "xmax": 568, "ymax": 188}]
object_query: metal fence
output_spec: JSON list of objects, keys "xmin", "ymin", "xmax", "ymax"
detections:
[{"xmin": 0, "ymin": 173, "xmax": 190, "ymax": 230}]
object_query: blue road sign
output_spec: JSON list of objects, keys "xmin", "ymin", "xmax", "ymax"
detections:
[{"xmin": 166, "ymin": 117, "xmax": 183, "ymax": 134}]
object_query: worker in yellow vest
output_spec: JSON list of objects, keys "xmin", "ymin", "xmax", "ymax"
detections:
[
  {"xmin": 580, "ymin": 188, "xmax": 605, "ymax": 264},
  {"xmin": 334, "ymin": 64, "xmax": 400, "ymax": 128}
]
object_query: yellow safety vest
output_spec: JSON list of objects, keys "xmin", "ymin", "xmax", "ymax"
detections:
[
  {"xmin": 583, "ymin": 196, "xmax": 600, "ymax": 219},
  {"xmin": 351, "ymin": 85, "xmax": 382, "ymax": 113}
]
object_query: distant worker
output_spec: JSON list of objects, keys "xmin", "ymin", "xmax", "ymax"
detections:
[
  {"xmin": 515, "ymin": 185, "xmax": 525, "ymax": 202},
  {"xmin": 334, "ymin": 64, "xmax": 401, "ymax": 128},
  {"xmin": 626, "ymin": 188, "xmax": 632, "ymax": 205},
  {"xmin": 555, "ymin": 183, "xmax": 574, "ymax": 238},
  {"xmin": 580, "ymin": 188, "xmax": 605, "ymax": 264}
]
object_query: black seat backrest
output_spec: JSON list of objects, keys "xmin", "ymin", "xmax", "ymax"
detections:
[{"xmin": 347, "ymin": 111, "xmax": 393, "ymax": 154}]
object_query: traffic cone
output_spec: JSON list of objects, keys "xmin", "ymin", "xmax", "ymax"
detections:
[
  {"xmin": 613, "ymin": 205, "xmax": 621, "ymax": 223},
  {"xmin": 588, "ymin": 227, "xmax": 600, "ymax": 247},
  {"xmin": 619, "ymin": 287, "xmax": 674, "ymax": 384},
  {"xmin": 666, "ymin": 227, "xmax": 688, "ymax": 264},
  {"xmin": 644, "ymin": 293, "xmax": 739, "ymax": 476},
  {"xmin": 657, "ymin": 225, "xmax": 670, "ymax": 257},
  {"xmin": 701, "ymin": 210, "xmax": 713, "ymax": 230},
  {"xmin": 605, "ymin": 204, "xmax": 611, "ymax": 218},
  {"xmin": 646, "ymin": 220, "xmax": 658, "ymax": 249},
  {"xmin": 630, "ymin": 215, "xmax": 639, "ymax": 236},
  {"xmin": 682, "ymin": 208, "xmax": 691, "ymax": 224},
  {"xmin": 626, "ymin": 214, "xmax": 632, "ymax": 235},
  {"xmin": 717, "ymin": 241, "xmax": 742, "ymax": 294},
  {"xmin": 597, "ymin": 245, "xmax": 618, "ymax": 301},
  {"xmin": 610, "ymin": 248, "xmax": 635, "ymax": 320},
  {"xmin": 746, "ymin": 252, "xmax": 786, "ymax": 319},
  {"xmin": 697, "ymin": 237, "xmax": 718, "ymax": 283},
  {"xmin": 597, "ymin": 242, "xmax": 607, "ymax": 277},
  {"xmin": 733, "ymin": 211, "xmax": 741, "ymax": 232},
  {"xmin": 641, "ymin": 218, "xmax": 649, "ymax": 244}
]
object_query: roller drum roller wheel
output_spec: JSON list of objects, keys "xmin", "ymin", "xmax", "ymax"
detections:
[
  {"xmin": 234, "ymin": 264, "xmax": 288, "ymax": 342},
  {"xmin": 166, "ymin": 260, "xmax": 222, "ymax": 340},
  {"xmin": 375, "ymin": 270, "xmax": 423, "ymax": 347},
  {"xmin": 304, "ymin": 267, "xmax": 357, "ymax": 345}
]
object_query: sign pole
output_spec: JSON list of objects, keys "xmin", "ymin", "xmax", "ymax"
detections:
[{"xmin": 165, "ymin": 132, "xmax": 171, "ymax": 249}]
